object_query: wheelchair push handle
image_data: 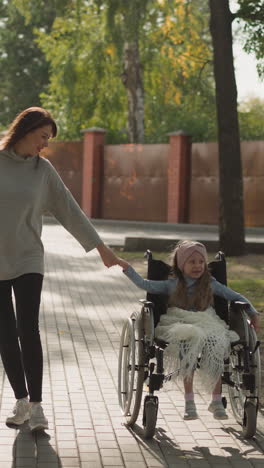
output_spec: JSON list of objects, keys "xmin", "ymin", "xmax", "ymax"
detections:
[
  {"xmin": 144, "ymin": 250, "xmax": 153, "ymax": 261},
  {"xmin": 215, "ymin": 251, "xmax": 225, "ymax": 262}
]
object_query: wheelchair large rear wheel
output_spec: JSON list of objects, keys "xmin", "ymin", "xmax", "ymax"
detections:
[
  {"xmin": 118, "ymin": 312, "xmax": 145, "ymax": 426},
  {"xmin": 228, "ymin": 324, "xmax": 261, "ymax": 438}
]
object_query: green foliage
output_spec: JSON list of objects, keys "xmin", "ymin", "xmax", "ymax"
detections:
[
  {"xmin": 95, "ymin": 0, "xmax": 150, "ymax": 55},
  {"xmin": 0, "ymin": 1, "xmax": 48, "ymax": 125},
  {"xmin": 34, "ymin": 3, "xmax": 128, "ymax": 140},
  {"xmin": 34, "ymin": 0, "xmax": 217, "ymax": 142},
  {"xmin": 238, "ymin": 97, "xmax": 264, "ymax": 140},
  {"xmin": 13, "ymin": 0, "xmax": 67, "ymax": 27},
  {"xmin": 235, "ymin": 0, "xmax": 264, "ymax": 76},
  {"xmin": 1, "ymin": 0, "xmax": 262, "ymax": 143},
  {"xmin": 144, "ymin": 75, "xmax": 218, "ymax": 143},
  {"xmin": 0, "ymin": 0, "xmax": 69, "ymax": 127},
  {"xmin": 142, "ymin": 0, "xmax": 217, "ymax": 142}
]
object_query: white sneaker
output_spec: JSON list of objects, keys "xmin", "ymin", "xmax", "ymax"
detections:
[
  {"xmin": 184, "ymin": 400, "xmax": 198, "ymax": 420},
  {"xmin": 208, "ymin": 401, "xmax": 228, "ymax": 420},
  {"xmin": 28, "ymin": 403, "xmax": 48, "ymax": 431},
  {"xmin": 6, "ymin": 398, "xmax": 30, "ymax": 426}
]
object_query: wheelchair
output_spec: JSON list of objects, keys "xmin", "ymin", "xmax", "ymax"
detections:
[{"xmin": 118, "ymin": 250, "xmax": 261, "ymax": 439}]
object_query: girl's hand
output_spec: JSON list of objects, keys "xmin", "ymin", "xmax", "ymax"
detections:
[
  {"xmin": 117, "ymin": 258, "xmax": 130, "ymax": 271},
  {"xmin": 250, "ymin": 314, "xmax": 261, "ymax": 333},
  {"xmin": 96, "ymin": 243, "xmax": 120, "ymax": 268}
]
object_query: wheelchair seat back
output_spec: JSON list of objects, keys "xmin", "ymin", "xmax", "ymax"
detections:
[
  {"xmin": 208, "ymin": 251, "xmax": 229, "ymax": 323},
  {"xmin": 146, "ymin": 256, "xmax": 171, "ymax": 327}
]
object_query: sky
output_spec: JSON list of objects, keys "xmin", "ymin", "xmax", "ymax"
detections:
[
  {"xmin": 233, "ymin": 42, "xmax": 264, "ymax": 101},
  {"xmin": 230, "ymin": 0, "xmax": 264, "ymax": 102}
]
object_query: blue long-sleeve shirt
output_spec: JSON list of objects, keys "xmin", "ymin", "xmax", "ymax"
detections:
[{"xmin": 123, "ymin": 265, "xmax": 258, "ymax": 317}]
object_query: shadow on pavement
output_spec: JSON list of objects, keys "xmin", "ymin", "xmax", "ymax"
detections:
[
  {"xmin": 127, "ymin": 422, "xmax": 264, "ymax": 466},
  {"xmin": 11, "ymin": 424, "xmax": 61, "ymax": 468}
]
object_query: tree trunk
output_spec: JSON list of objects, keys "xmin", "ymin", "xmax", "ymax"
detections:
[
  {"xmin": 122, "ymin": 40, "xmax": 144, "ymax": 143},
  {"xmin": 209, "ymin": 0, "xmax": 245, "ymax": 256}
]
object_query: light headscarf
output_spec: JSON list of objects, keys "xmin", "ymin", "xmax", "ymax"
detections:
[{"xmin": 176, "ymin": 240, "xmax": 208, "ymax": 272}]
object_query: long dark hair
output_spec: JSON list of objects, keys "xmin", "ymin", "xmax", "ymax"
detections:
[{"xmin": 0, "ymin": 107, "xmax": 57, "ymax": 150}]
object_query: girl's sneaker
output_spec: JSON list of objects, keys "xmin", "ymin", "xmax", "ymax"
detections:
[
  {"xmin": 29, "ymin": 403, "xmax": 48, "ymax": 431},
  {"xmin": 184, "ymin": 400, "xmax": 198, "ymax": 420},
  {"xmin": 6, "ymin": 398, "xmax": 30, "ymax": 426},
  {"xmin": 208, "ymin": 401, "xmax": 228, "ymax": 419}
]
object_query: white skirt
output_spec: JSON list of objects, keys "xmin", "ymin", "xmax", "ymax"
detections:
[{"xmin": 155, "ymin": 306, "xmax": 239, "ymax": 392}]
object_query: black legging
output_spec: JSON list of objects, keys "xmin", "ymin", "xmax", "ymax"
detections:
[{"xmin": 0, "ymin": 274, "xmax": 43, "ymax": 402}]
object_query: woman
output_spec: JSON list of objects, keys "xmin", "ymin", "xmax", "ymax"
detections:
[{"xmin": 0, "ymin": 107, "xmax": 121, "ymax": 431}]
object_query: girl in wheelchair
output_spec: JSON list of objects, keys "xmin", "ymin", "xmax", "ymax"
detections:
[{"xmin": 119, "ymin": 240, "xmax": 260, "ymax": 421}]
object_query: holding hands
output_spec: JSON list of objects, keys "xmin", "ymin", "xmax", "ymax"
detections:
[
  {"xmin": 117, "ymin": 258, "xmax": 130, "ymax": 271},
  {"xmin": 96, "ymin": 243, "xmax": 130, "ymax": 270}
]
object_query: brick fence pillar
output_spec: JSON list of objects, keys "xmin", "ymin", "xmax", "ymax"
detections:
[
  {"xmin": 167, "ymin": 131, "xmax": 191, "ymax": 223},
  {"xmin": 81, "ymin": 127, "xmax": 106, "ymax": 218}
]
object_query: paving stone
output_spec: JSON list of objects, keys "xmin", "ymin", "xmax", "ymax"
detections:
[
  {"xmin": 80, "ymin": 463, "xmax": 103, "ymax": 468},
  {"xmin": 101, "ymin": 457, "xmax": 124, "ymax": 466},
  {"xmin": 59, "ymin": 458, "xmax": 81, "ymax": 467},
  {"xmin": 78, "ymin": 445, "xmax": 99, "ymax": 453},
  {"xmin": 124, "ymin": 463, "xmax": 147, "ymax": 468}
]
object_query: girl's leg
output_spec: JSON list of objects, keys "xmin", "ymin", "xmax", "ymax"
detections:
[
  {"xmin": 208, "ymin": 377, "xmax": 228, "ymax": 419},
  {"xmin": 212, "ymin": 377, "xmax": 222, "ymax": 397},
  {"xmin": 183, "ymin": 373, "xmax": 198, "ymax": 420},
  {"xmin": 0, "ymin": 280, "xmax": 28, "ymax": 399},
  {"xmin": 13, "ymin": 274, "xmax": 44, "ymax": 403},
  {"xmin": 184, "ymin": 374, "xmax": 194, "ymax": 396}
]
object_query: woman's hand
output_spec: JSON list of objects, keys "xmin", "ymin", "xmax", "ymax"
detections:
[
  {"xmin": 96, "ymin": 243, "xmax": 120, "ymax": 268},
  {"xmin": 250, "ymin": 314, "xmax": 261, "ymax": 333}
]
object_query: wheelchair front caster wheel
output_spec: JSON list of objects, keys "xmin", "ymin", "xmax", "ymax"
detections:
[
  {"xmin": 242, "ymin": 402, "xmax": 257, "ymax": 439},
  {"xmin": 143, "ymin": 396, "xmax": 158, "ymax": 439}
]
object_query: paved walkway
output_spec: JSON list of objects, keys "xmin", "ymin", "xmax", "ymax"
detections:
[{"xmin": 0, "ymin": 221, "xmax": 263, "ymax": 468}]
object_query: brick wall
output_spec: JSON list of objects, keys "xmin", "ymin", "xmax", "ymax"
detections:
[{"xmin": 42, "ymin": 133, "xmax": 264, "ymax": 227}]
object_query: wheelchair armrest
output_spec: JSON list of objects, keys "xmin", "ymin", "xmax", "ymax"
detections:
[{"xmin": 231, "ymin": 301, "xmax": 250, "ymax": 314}]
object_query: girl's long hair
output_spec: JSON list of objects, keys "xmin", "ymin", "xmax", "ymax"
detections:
[
  {"xmin": 0, "ymin": 107, "xmax": 57, "ymax": 150},
  {"xmin": 169, "ymin": 243, "xmax": 213, "ymax": 311}
]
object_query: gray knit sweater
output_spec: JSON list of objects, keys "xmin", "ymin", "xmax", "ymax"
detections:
[{"xmin": 0, "ymin": 149, "xmax": 101, "ymax": 280}]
